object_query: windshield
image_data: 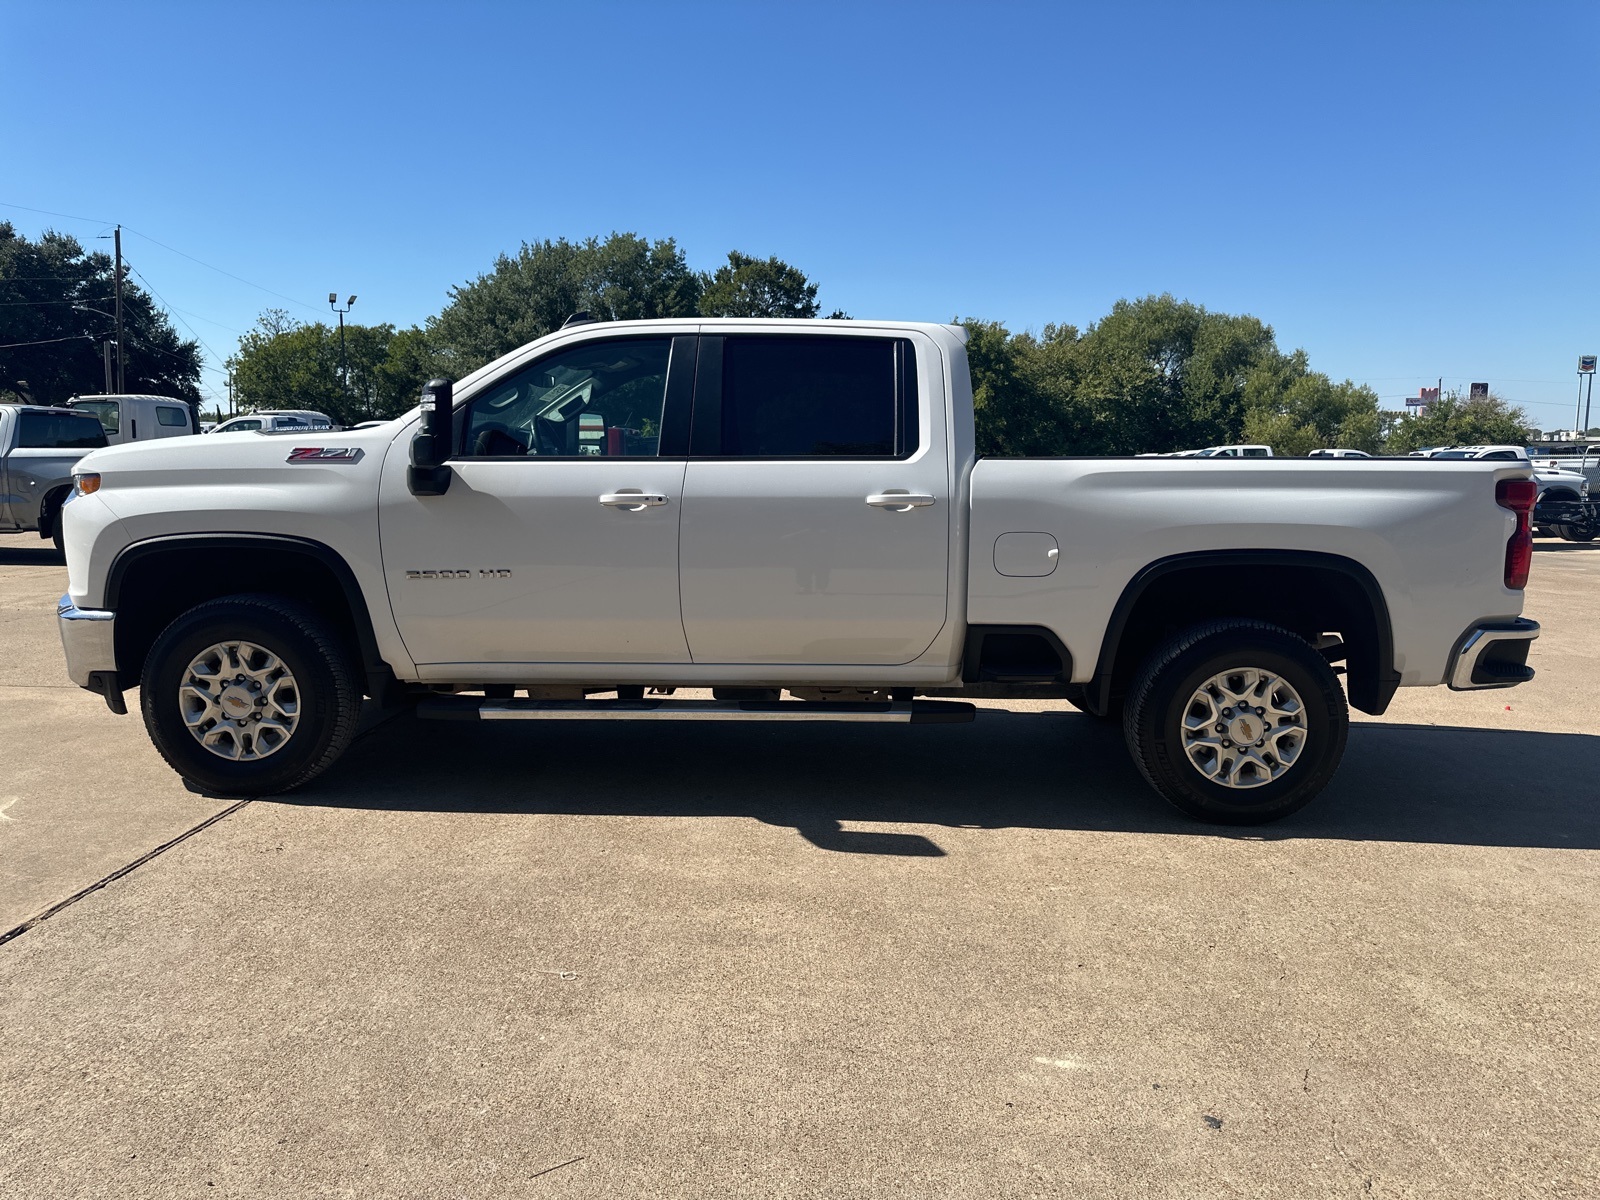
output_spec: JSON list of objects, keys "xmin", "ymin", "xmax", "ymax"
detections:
[{"xmin": 72, "ymin": 399, "xmax": 120, "ymax": 435}]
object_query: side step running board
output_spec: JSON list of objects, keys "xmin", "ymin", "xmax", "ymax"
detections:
[{"xmin": 416, "ymin": 696, "xmax": 975, "ymax": 724}]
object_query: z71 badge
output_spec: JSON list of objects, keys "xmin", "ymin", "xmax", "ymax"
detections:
[
  {"xmin": 405, "ymin": 569, "xmax": 513, "ymax": 580},
  {"xmin": 286, "ymin": 447, "xmax": 363, "ymax": 462}
]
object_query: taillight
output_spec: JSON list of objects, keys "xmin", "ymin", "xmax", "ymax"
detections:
[{"xmin": 1496, "ymin": 478, "xmax": 1536, "ymax": 589}]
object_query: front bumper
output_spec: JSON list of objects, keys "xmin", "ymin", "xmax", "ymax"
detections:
[
  {"xmin": 1447, "ymin": 617, "xmax": 1539, "ymax": 690},
  {"xmin": 58, "ymin": 593, "xmax": 124, "ymax": 712}
]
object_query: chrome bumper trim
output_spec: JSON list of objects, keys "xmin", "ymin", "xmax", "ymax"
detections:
[
  {"xmin": 57, "ymin": 593, "xmax": 117, "ymax": 688},
  {"xmin": 1448, "ymin": 617, "xmax": 1539, "ymax": 690}
]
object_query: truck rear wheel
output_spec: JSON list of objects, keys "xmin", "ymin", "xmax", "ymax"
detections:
[
  {"xmin": 141, "ymin": 594, "xmax": 362, "ymax": 797},
  {"xmin": 1122, "ymin": 620, "xmax": 1348, "ymax": 824}
]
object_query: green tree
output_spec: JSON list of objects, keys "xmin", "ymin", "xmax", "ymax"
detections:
[
  {"xmin": 1240, "ymin": 351, "xmax": 1383, "ymax": 455},
  {"xmin": 0, "ymin": 222, "xmax": 201, "ymax": 405},
  {"xmin": 1383, "ymin": 391, "xmax": 1534, "ymax": 454},
  {"xmin": 698, "ymin": 251, "xmax": 820, "ymax": 318},
  {"xmin": 428, "ymin": 233, "xmax": 700, "ymax": 374},
  {"xmin": 229, "ymin": 313, "xmax": 440, "ymax": 424}
]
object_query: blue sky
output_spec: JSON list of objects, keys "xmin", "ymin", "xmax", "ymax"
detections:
[{"xmin": 4, "ymin": 1, "xmax": 1596, "ymax": 428}]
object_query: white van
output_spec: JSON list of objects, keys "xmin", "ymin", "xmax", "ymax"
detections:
[
  {"xmin": 1196, "ymin": 443, "xmax": 1273, "ymax": 458},
  {"xmin": 68, "ymin": 394, "xmax": 197, "ymax": 445},
  {"xmin": 209, "ymin": 410, "xmax": 334, "ymax": 435}
]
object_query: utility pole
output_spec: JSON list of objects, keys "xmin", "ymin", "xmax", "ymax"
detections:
[
  {"xmin": 102, "ymin": 341, "xmax": 113, "ymax": 393},
  {"xmin": 113, "ymin": 225, "xmax": 126, "ymax": 392}
]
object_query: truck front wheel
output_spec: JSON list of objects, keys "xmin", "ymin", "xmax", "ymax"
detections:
[
  {"xmin": 1122, "ymin": 620, "xmax": 1348, "ymax": 824},
  {"xmin": 141, "ymin": 594, "xmax": 362, "ymax": 797}
]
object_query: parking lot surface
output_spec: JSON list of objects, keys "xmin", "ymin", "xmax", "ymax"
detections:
[{"xmin": 2, "ymin": 530, "xmax": 1596, "ymax": 1198}]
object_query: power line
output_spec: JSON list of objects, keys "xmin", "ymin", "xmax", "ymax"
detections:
[
  {"xmin": 0, "ymin": 334, "xmax": 94, "ymax": 350},
  {"xmin": 123, "ymin": 258, "xmax": 230, "ymax": 369},
  {"xmin": 0, "ymin": 298, "xmax": 115, "ymax": 306},
  {"xmin": 0, "ymin": 200, "xmax": 114, "ymax": 226},
  {"xmin": 123, "ymin": 226, "xmax": 321, "ymax": 312},
  {"xmin": 5, "ymin": 200, "xmax": 320, "ymax": 314}
]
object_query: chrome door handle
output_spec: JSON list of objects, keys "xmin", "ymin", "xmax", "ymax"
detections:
[
  {"xmin": 866, "ymin": 491, "xmax": 935, "ymax": 510},
  {"xmin": 599, "ymin": 491, "xmax": 668, "ymax": 509}
]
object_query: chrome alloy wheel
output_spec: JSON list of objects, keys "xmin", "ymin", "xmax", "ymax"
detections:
[
  {"xmin": 178, "ymin": 641, "xmax": 300, "ymax": 761},
  {"xmin": 1179, "ymin": 667, "xmax": 1307, "ymax": 789}
]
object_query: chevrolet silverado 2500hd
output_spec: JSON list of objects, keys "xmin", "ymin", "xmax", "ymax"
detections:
[{"xmin": 57, "ymin": 319, "xmax": 1541, "ymax": 823}]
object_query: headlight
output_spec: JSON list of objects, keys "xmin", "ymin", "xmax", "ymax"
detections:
[{"xmin": 72, "ymin": 471, "xmax": 101, "ymax": 497}]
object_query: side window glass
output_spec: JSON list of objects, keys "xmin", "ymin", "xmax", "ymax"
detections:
[
  {"xmin": 464, "ymin": 337, "xmax": 672, "ymax": 458},
  {"xmin": 73, "ymin": 400, "xmax": 120, "ymax": 434},
  {"xmin": 715, "ymin": 336, "xmax": 907, "ymax": 457},
  {"xmin": 1243, "ymin": 447, "xmax": 1269, "ymax": 458},
  {"xmin": 1483, "ymin": 450, "xmax": 1518, "ymax": 461},
  {"xmin": 156, "ymin": 406, "xmax": 189, "ymax": 427}
]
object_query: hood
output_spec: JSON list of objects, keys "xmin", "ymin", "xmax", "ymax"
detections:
[{"xmin": 75, "ymin": 423, "xmax": 405, "ymax": 477}]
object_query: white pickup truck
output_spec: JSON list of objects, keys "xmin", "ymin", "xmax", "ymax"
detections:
[{"xmin": 57, "ymin": 319, "xmax": 1541, "ymax": 824}]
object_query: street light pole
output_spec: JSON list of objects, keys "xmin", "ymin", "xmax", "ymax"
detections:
[{"xmin": 329, "ymin": 293, "xmax": 356, "ymax": 410}]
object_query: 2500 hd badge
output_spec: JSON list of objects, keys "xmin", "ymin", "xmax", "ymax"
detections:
[{"xmin": 404, "ymin": 568, "xmax": 513, "ymax": 580}]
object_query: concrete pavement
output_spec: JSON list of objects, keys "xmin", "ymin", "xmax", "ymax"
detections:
[{"xmin": 2, "ymin": 531, "xmax": 1597, "ymax": 1197}]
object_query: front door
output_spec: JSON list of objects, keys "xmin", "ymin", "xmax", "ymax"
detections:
[
  {"xmin": 380, "ymin": 334, "xmax": 693, "ymax": 665},
  {"xmin": 677, "ymin": 332, "xmax": 950, "ymax": 665}
]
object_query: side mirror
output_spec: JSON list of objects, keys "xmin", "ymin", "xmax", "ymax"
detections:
[{"xmin": 408, "ymin": 377, "xmax": 454, "ymax": 496}]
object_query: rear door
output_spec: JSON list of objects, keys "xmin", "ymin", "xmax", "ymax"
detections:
[{"xmin": 677, "ymin": 331, "xmax": 949, "ymax": 665}]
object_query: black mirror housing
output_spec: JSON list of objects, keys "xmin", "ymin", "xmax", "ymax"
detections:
[{"xmin": 408, "ymin": 377, "xmax": 454, "ymax": 496}]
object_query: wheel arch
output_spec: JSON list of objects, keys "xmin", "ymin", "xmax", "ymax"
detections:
[
  {"xmin": 107, "ymin": 534, "xmax": 395, "ymax": 699},
  {"xmin": 37, "ymin": 483, "xmax": 73, "ymax": 538},
  {"xmin": 1087, "ymin": 550, "xmax": 1400, "ymax": 717}
]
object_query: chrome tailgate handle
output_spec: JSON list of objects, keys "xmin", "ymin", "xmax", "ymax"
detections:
[
  {"xmin": 866, "ymin": 491, "xmax": 935, "ymax": 510},
  {"xmin": 599, "ymin": 490, "xmax": 667, "ymax": 509}
]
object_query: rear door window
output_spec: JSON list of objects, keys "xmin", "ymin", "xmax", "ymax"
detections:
[
  {"xmin": 17, "ymin": 410, "xmax": 109, "ymax": 449},
  {"xmin": 701, "ymin": 335, "xmax": 916, "ymax": 458},
  {"xmin": 156, "ymin": 405, "xmax": 190, "ymax": 428}
]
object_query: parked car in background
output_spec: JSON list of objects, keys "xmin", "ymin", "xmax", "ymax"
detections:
[
  {"xmin": 1197, "ymin": 444, "xmax": 1273, "ymax": 458},
  {"xmin": 208, "ymin": 410, "xmax": 334, "ymax": 435},
  {"xmin": 0, "ymin": 404, "xmax": 107, "ymax": 551},
  {"xmin": 1527, "ymin": 447, "xmax": 1600, "ymax": 490},
  {"xmin": 66, "ymin": 394, "xmax": 197, "ymax": 445},
  {"xmin": 1420, "ymin": 446, "xmax": 1589, "ymax": 504},
  {"xmin": 1308, "ymin": 448, "xmax": 1372, "ymax": 459}
]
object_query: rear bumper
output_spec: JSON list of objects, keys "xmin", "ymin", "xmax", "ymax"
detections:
[
  {"xmin": 1447, "ymin": 617, "xmax": 1539, "ymax": 690},
  {"xmin": 58, "ymin": 593, "xmax": 118, "ymax": 688}
]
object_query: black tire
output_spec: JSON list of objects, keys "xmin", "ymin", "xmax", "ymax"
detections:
[
  {"xmin": 51, "ymin": 519, "xmax": 64, "ymax": 557},
  {"xmin": 141, "ymin": 594, "xmax": 362, "ymax": 797},
  {"xmin": 1122, "ymin": 619, "xmax": 1348, "ymax": 825},
  {"xmin": 1555, "ymin": 525, "xmax": 1597, "ymax": 543}
]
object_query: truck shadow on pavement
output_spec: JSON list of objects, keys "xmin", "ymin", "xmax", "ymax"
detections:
[
  {"xmin": 0, "ymin": 544, "xmax": 64, "ymax": 566},
  {"xmin": 276, "ymin": 709, "xmax": 1600, "ymax": 854}
]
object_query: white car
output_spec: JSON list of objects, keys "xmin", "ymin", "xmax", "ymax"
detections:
[
  {"xmin": 1196, "ymin": 444, "xmax": 1273, "ymax": 458},
  {"xmin": 58, "ymin": 319, "xmax": 1540, "ymax": 826},
  {"xmin": 1308, "ymin": 448, "xmax": 1372, "ymax": 459},
  {"xmin": 209, "ymin": 410, "xmax": 334, "ymax": 435}
]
